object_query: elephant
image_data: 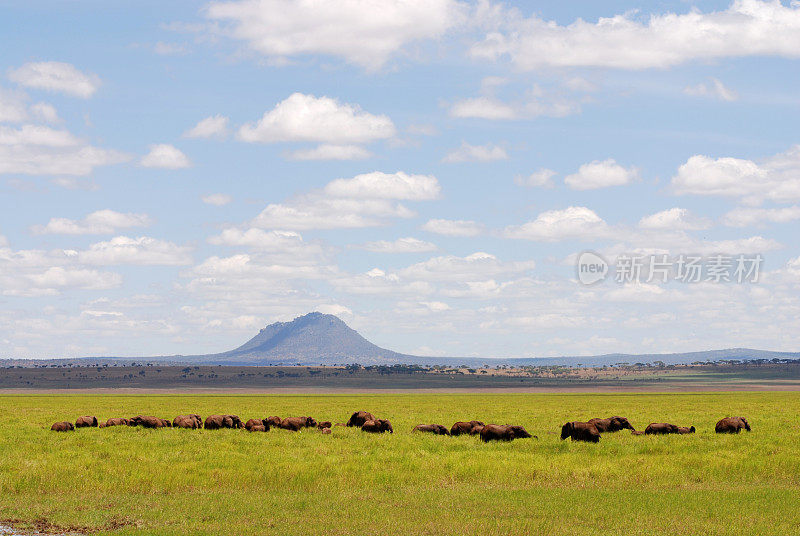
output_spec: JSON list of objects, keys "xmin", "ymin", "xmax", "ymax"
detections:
[
  {"xmin": 51, "ymin": 421, "xmax": 74, "ymax": 432},
  {"xmin": 160, "ymin": 418, "xmax": 172, "ymax": 428},
  {"xmin": 130, "ymin": 415, "xmax": 168, "ymax": 428},
  {"xmin": 715, "ymin": 417, "xmax": 751, "ymax": 434},
  {"xmin": 588, "ymin": 416, "xmax": 635, "ymax": 432},
  {"xmin": 245, "ymin": 418, "xmax": 269, "ymax": 432},
  {"xmin": 266, "ymin": 416, "xmax": 283, "ymax": 428},
  {"xmin": 173, "ymin": 415, "xmax": 202, "ymax": 429},
  {"xmin": 279, "ymin": 417, "xmax": 308, "ymax": 431},
  {"xmin": 450, "ymin": 421, "xmax": 484, "ymax": 436},
  {"xmin": 203, "ymin": 414, "xmax": 243, "ymax": 430},
  {"xmin": 104, "ymin": 417, "xmax": 129, "ymax": 427},
  {"xmin": 347, "ymin": 411, "xmax": 377, "ymax": 427},
  {"xmin": 361, "ymin": 419, "xmax": 393, "ymax": 434},
  {"xmin": 677, "ymin": 426, "xmax": 696, "ymax": 434},
  {"xmin": 506, "ymin": 425, "xmax": 535, "ymax": 439},
  {"xmin": 645, "ymin": 423, "xmax": 680, "ymax": 435},
  {"xmin": 480, "ymin": 424, "xmax": 515, "ymax": 442},
  {"xmin": 75, "ymin": 416, "xmax": 98, "ymax": 428},
  {"xmin": 631, "ymin": 430, "xmax": 646, "ymax": 436},
  {"xmin": 320, "ymin": 427, "xmax": 332, "ymax": 435},
  {"xmin": 560, "ymin": 421, "xmax": 601, "ymax": 443},
  {"xmin": 301, "ymin": 416, "xmax": 318, "ymax": 428},
  {"xmin": 413, "ymin": 424, "xmax": 450, "ymax": 435},
  {"xmin": 317, "ymin": 421, "xmax": 332, "ymax": 429}
]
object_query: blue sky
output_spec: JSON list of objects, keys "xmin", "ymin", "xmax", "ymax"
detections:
[{"xmin": 2, "ymin": 0, "xmax": 800, "ymax": 358}]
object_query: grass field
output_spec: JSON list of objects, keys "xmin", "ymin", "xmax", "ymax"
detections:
[{"xmin": 1, "ymin": 392, "xmax": 798, "ymax": 535}]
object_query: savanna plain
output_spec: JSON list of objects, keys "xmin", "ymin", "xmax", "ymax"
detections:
[{"xmin": 1, "ymin": 392, "xmax": 798, "ymax": 536}]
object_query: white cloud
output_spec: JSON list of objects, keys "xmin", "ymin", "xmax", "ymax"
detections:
[
  {"xmin": 30, "ymin": 102, "xmax": 59, "ymax": 123},
  {"xmin": 78, "ymin": 236, "xmax": 193, "ymax": 266},
  {"xmin": 202, "ymin": 193, "xmax": 233, "ymax": 206},
  {"xmin": 0, "ymin": 125, "xmax": 129, "ymax": 176},
  {"xmin": 205, "ymin": 0, "xmax": 464, "ymax": 69},
  {"xmin": 238, "ymin": 93, "xmax": 395, "ymax": 145},
  {"xmin": 421, "ymin": 219, "xmax": 483, "ymax": 237},
  {"xmin": 184, "ymin": 115, "xmax": 229, "ymax": 138},
  {"xmin": 443, "ymin": 142, "xmax": 507, "ymax": 162},
  {"xmin": 564, "ymin": 159, "xmax": 639, "ymax": 190},
  {"xmin": 515, "ymin": 168, "xmax": 556, "ymax": 188},
  {"xmin": 671, "ymin": 145, "xmax": 800, "ymax": 204},
  {"xmin": 140, "ymin": 144, "xmax": 191, "ymax": 169},
  {"xmin": 20, "ymin": 268, "xmax": 121, "ymax": 296},
  {"xmin": 324, "ymin": 171, "xmax": 440, "ymax": 200},
  {"xmin": 8, "ymin": 62, "xmax": 100, "ymax": 98},
  {"xmin": 356, "ymin": 237, "xmax": 437, "ymax": 253},
  {"xmin": 683, "ymin": 78, "xmax": 738, "ymax": 101},
  {"xmin": 722, "ymin": 206, "xmax": 800, "ymax": 227},
  {"xmin": 638, "ymin": 208, "xmax": 710, "ymax": 231},
  {"xmin": 0, "ymin": 87, "xmax": 28, "ymax": 123},
  {"xmin": 288, "ymin": 144, "xmax": 371, "ymax": 161},
  {"xmin": 505, "ymin": 206, "xmax": 610, "ymax": 241},
  {"xmin": 32, "ymin": 210, "xmax": 152, "ymax": 235},
  {"xmin": 450, "ymin": 83, "xmax": 582, "ymax": 120},
  {"xmin": 450, "ymin": 97, "xmax": 516, "ymax": 120},
  {"xmin": 399, "ymin": 252, "xmax": 535, "ymax": 283},
  {"xmin": 471, "ymin": 1, "xmax": 800, "ymax": 70},
  {"xmin": 153, "ymin": 42, "xmax": 188, "ymax": 55}
]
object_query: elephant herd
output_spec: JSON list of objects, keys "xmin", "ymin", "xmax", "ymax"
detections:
[{"xmin": 50, "ymin": 412, "xmax": 752, "ymax": 443}]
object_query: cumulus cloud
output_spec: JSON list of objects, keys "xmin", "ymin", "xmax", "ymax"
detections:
[
  {"xmin": 140, "ymin": 144, "xmax": 191, "ymax": 169},
  {"xmin": 204, "ymin": 0, "xmax": 464, "ymax": 69},
  {"xmin": 77, "ymin": 236, "xmax": 193, "ymax": 266},
  {"xmin": 0, "ymin": 124, "xmax": 130, "ymax": 176},
  {"xmin": 638, "ymin": 208, "xmax": 710, "ymax": 231},
  {"xmin": 450, "ymin": 83, "xmax": 583, "ymax": 120},
  {"xmin": 683, "ymin": 78, "xmax": 738, "ymax": 101},
  {"xmin": 202, "ymin": 193, "xmax": 233, "ymax": 206},
  {"xmin": 356, "ymin": 237, "xmax": 437, "ymax": 253},
  {"xmin": 421, "ymin": 218, "xmax": 483, "ymax": 237},
  {"xmin": 504, "ymin": 206, "xmax": 611, "ymax": 241},
  {"xmin": 722, "ymin": 206, "xmax": 800, "ymax": 227},
  {"xmin": 398, "ymin": 252, "xmax": 535, "ymax": 283},
  {"xmin": 238, "ymin": 93, "xmax": 395, "ymax": 145},
  {"xmin": 515, "ymin": 168, "xmax": 556, "ymax": 188},
  {"xmin": 31, "ymin": 210, "xmax": 152, "ymax": 235},
  {"xmin": 564, "ymin": 159, "xmax": 639, "ymax": 190},
  {"xmin": 442, "ymin": 141, "xmax": 507, "ymax": 162},
  {"xmin": 450, "ymin": 97, "xmax": 516, "ymax": 120},
  {"xmin": 30, "ymin": 102, "xmax": 59, "ymax": 123},
  {"xmin": 0, "ymin": 87, "xmax": 28, "ymax": 123},
  {"xmin": 470, "ymin": 1, "xmax": 800, "ymax": 70},
  {"xmin": 8, "ymin": 62, "xmax": 100, "ymax": 98},
  {"xmin": 287, "ymin": 144, "xmax": 371, "ymax": 161},
  {"xmin": 252, "ymin": 171, "xmax": 439, "ymax": 230},
  {"xmin": 184, "ymin": 115, "xmax": 229, "ymax": 138},
  {"xmin": 671, "ymin": 145, "xmax": 800, "ymax": 204}
]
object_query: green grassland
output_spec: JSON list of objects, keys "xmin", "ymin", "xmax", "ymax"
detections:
[{"xmin": 1, "ymin": 392, "xmax": 798, "ymax": 535}]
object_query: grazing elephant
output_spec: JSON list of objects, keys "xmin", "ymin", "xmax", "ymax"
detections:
[
  {"xmin": 279, "ymin": 417, "xmax": 307, "ymax": 431},
  {"xmin": 588, "ymin": 416, "xmax": 635, "ymax": 432},
  {"xmin": 301, "ymin": 416, "xmax": 317, "ymax": 428},
  {"xmin": 450, "ymin": 421, "xmax": 484, "ymax": 436},
  {"xmin": 560, "ymin": 421, "xmax": 601, "ymax": 443},
  {"xmin": 347, "ymin": 411, "xmax": 377, "ymax": 427},
  {"xmin": 173, "ymin": 415, "xmax": 202, "ymax": 429},
  {"xmin": 130, "ymin": 415, "xmax": 167, "ymax": 428},
  {"xmin": 506, "ymin": 425, "xmax": 535, "ymax": 439},
  {"xmin": 320, "ymin": 427, "xmax": 332, "ymax": 435},
  {"xmin": 413, "ymin": 424, "xmax": 450, "ymax": 435},
  {"xmin": 645, "ymin": 423, "xmax": 680, "ymax": 435},
  {"xmin": 317, "ymin": 421, "xmax": 332, "ymax": 429},
  {"xmin": 75, "ymin": 416, "xmax": 98, "ymax": 428},
  {"xmin": 480, "ymin": 424, "xmax": 515, "ymax": 442},
  {"xmin": 715, "ymin": 417, "xmax": 751, "ymax": 434},
  {"xmin": 266, "ymin": 416, "xmax": 283, "ymax": 428},
  {"xmin": 104, "ymin": 417, "xmax": 129, "ymax": 427},
  {"xmin": 631, "ymin": 430, "xmax": 645, "ymax": 436},
  {"xmin": 677, "ymin": 426, "xmax": 696, "ymax": 434},
  {"xmin": 203, "ymin": 414, "xmax": 242, "ymax": 430},
  {"xmin": 51, "ymin": 421, "xmax": 74, "ymax": 432},
  {"xmin": 361, "ymin": 419, "xmax": 393, "ymax": 434},
  {"xmin": 245, "ymin": 418, "xmax": 269, "ymax": 432}
]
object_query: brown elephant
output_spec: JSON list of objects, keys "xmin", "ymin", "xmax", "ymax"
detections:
[
  {"xmin": 320, "ymin": 427, "xmax": 332, "ymax": 434},
  {"xmin": 279, "ymin": 417, "xmax": 309, "ymax": 431},
  {"xmin": 361, "ymin": 419, "xmax": 393, "ymax": 434},
  {"xmin": 130, "ymin": 415, "xmax": 168, "ymax": 428},
  {"xmin": 480, "ymin": 424, "xmax": 515, "ymax": 442},
  {"xmin": 103, "ymin": 417, "xmax": 129, "ymax": 427},
  {"xmin": 450, "ymin": 421, "xmax": 484, "ymax": 436},
  {"xmin": 245, "ymin": 418, "xmax": 269, "ymax": 432},
  {"xmin": 645, "ymin": 423, "xmax": 680, "ymax": 435},
  {"xmin": 266, "ymin": 416, "xmax": 283, "ymax": 428},
  {"xmin": 715, "ymin": 417, "xmax": 751, "ymax": 434},
  {"xmin": 203, "ymin": 414, "xmax": 242, "ymax": 430},
  {"xmin": 677, "ymin": 426, "xmax": 696, "ymax": 434},
  {"xmin": 75, "ymin": 416, "xmax": 98, "ymax": 428},
  {"xmin": 173, "ymin": 414, "xmax": 202, "ymax": 429},
  {"xmin": 317, "ymin": 421, "xmax": 332, "ymax": 429},
  {"xmin": 413, "ymin": 424, "xmax": 450, "ymax": 435},
  {"xmin": 347, "ymin": 411, "xmax": 377, "ymax": 427},
  {"xmin": 560, "ymin": 421, "xmax": 601, "ymax": 443},
  {"xmin": 588, "ymin": 416, "xmax": 635, "ymax": 432},
  {"xmin": 631, "ymin": 430, "xmax": 646, "ymax": 436},
  {"xmin": 506, "ymin": 425, "xmax": 535, "ymax": 439},
  {"xmin": 51, "ymin": 421, "xmax": 74, "ymax": 432}
]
